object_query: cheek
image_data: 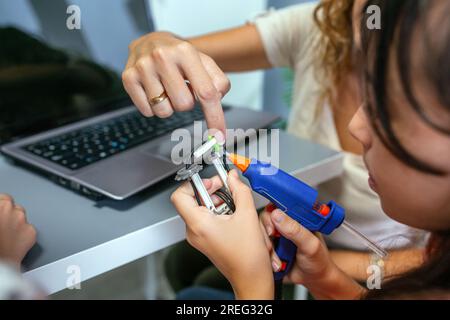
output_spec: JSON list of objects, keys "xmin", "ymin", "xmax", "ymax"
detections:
[
  {"xmin": 370, "ymin": 140, "xmax": 450, "ymax": 231},
  {"xmin": 367, "ymin": 143, "xmax": 402, "ymax": 217}
]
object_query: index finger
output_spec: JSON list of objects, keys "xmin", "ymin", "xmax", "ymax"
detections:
[{"xmin": 180, "ymin": 53, "xmax": 226, "ymax": 139}]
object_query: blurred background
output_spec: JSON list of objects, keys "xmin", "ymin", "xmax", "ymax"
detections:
[{"xmin": 0, "ymin": 0, "xmax": 311, "ymax": 299}]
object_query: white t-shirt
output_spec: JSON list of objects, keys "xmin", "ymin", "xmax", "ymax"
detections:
[{"xmin": 254, "ymin": 2, "xmax": 426, "ymax": 250}]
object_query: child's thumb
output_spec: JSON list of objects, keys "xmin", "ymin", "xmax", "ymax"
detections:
[{"xmin": 227, "ymin": 169, "xmax": 255, "ymax": 211}]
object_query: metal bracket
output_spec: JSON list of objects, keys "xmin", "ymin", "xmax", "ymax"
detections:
[{"xmin": 175, "ymin": 137, "xmax": 234, "ymax": 215}]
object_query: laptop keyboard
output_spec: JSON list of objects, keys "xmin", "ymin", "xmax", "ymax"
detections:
[{"xmin": 23, "ymin": 107, "xmax": 215, "ymax": 170}]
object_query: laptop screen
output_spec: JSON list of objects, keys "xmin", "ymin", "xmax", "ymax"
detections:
[{"xmin": 0, "ymin": 1, "xmax": 150, "ymax": 144}]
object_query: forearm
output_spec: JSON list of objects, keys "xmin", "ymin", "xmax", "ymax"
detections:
[
  {"xmin": 232, "ymin": 267, "xmax": 275, "ymax": 300},
  {"xmin": 233, "ymin": 281, "xmax": 274, "ymax": 300},
  {"xmin": 307, "ymin": 266, "xmax": 367, "ymax": 300},
  {"xmin": 187, "ymin": 24, "xmax": 272, "ymax": 72},
  {"xmin": 330, "ymin": 248, "xmax": 425, "ymax": 282}
]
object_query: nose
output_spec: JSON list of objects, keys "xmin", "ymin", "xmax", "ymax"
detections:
[{"xmin": 348, "ymin": 107, "xmax": 372, "ymax": 151}]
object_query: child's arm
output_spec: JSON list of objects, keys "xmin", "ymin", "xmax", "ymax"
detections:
[{"xmin": 330, "ymin": 248, "xmax": 424, "ymax": 282}]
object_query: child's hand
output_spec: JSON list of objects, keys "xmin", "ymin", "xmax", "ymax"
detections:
[
  {"xmin": 171, "ymin": 170, "xmax": 274, "ymax": 299},
  {"xmin": 0, "ymin": 194, "xmax": 37, "ymax": 269},
  {"xmin": 260, "ymin": 208, "xmax": 364, "ymax": 299}
]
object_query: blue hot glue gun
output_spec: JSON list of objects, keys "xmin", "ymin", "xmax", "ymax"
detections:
[{"xmin": 227, "ymin": 153, "xmax": 386, "ymax": 291}]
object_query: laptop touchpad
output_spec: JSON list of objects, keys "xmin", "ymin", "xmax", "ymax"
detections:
[
  {"xmin": 145, "ymin": 141, "xmax": 178, "ymax": 161},
  {"xmin": 144, "ymin": 138, "xmax": 202, "ymax": 164},
  {"xmin": 74, "ymin": 152, "xmax": 177, "ymax": 199}
]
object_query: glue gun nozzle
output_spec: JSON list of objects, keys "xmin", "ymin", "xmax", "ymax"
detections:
[{"xmin": 227, "ymin": 153, "xmax": 251, "ymax": 172}]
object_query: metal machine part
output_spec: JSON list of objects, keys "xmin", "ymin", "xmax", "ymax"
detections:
[{"xmin": 175, "ymin": 137, "xmax": 235, "ymax": 215}]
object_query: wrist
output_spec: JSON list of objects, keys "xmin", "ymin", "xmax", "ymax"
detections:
[
  {"xmin": 232, "ymin": 269, "xmax": 274, "ymax": 300},
  {"xmin": 306, "ymin": 263, "xmax": 365, "ymax": 300},
  {"xmin": 329, "ymin": 250, "xmax": 372, "ymax": 282}
]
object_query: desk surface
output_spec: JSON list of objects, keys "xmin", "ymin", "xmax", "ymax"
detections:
[{"xmin": 0, "ymin": 131, "xmax": 342, "ymax": 294}]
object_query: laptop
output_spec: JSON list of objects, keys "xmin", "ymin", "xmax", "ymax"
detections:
[
  {"xmin": 0, "ymin": 26, "xmax": 279, "ymax": 200},
  {"xmin": 1, "ymin": 99, "xmax": 278, "ymax": 200},
  {"xmin": 0, "ymin": 53, "xmax": 278, "ymax": 200}
]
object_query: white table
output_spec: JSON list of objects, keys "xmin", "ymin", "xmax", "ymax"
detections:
[{"xmin": 0, "ymin": 131, "xmax": 342, "ymax": 294}]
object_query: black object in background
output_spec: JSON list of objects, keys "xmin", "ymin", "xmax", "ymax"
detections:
[{"xmin": 0, "ymin": 27, "xmax": 128, "ymax": 145}]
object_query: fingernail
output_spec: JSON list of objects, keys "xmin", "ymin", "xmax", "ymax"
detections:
[
  {"xmin": 272, "ymin": 209, "xmax": 284, "ymax": 223},
  {"xmin": 272, "ymin": 260, "xmax": 280, "ymax": 272},
  {"xmin": 210, "ymin": 130, "xmax": 225, "ymax": 145}
]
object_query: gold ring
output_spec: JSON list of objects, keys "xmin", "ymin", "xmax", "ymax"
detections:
[{"xmin": 149, "ymin": 91, "xmax": 168, "ymax": 107}]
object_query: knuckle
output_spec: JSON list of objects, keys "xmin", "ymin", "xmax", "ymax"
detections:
[
  {"xmin": 27, "ymin": 225, "xmax": 37, "ymax": 240},
  {"xmin": 197, "ymin": 86, "xmax": 220, "ymax": 102},
  {"xmin": 223, "ymin": 78, "xmax": 231, "ymax": 93},
  {"xmin": 15, "ymin": 205, "xmax": 26, "ymax": 214},
  {"xmin": 306, "ymin": 238, "xmax": 322, "ymax": 256},
  {"xmin": 0, "ymin": 194, "xmax": 14, "ymax": 204},
  {"xmin": 284, "ymin": 221, "xmax": 299, "ymax": 239},
  {"xmin": 173, "ymin": 95, "xmax": 195, "ymax": 111},
  {"xmin": 215, "ymin": 76, "xmax": 231, "ymax": 95},
  {"xmin": 176, "ymin": 41, "xmax": 193, "ymax": 54},
  {"xmin": 0, "ymin": 201, "xmax": 13, "ymax": 213},
  {"xmin": 15, "ymin": 210, "xmax": 26, "ymax": 224},
  {"xmin": 121, "ymin": 71, "xmax": 128, "ymax": 83},
  {"xmin": 169, "ymin": 191, "xmax": 178, "ymax": 204},
  {"xmin": 136, "ymin": 57, "xmax": 151, "ymax": 73},
  {"xmin": 151, "ymin": 47, "xmax": 168, "ymax": 63},
  {"xmin": 298, "ymin": 237, "xmax": 322, "ymax": 259},
  {"xmin": 121, "ymin": 69, "xmax": 135, "ymax": 84}
]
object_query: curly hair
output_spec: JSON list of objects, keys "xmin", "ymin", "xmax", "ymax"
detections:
[{"xmin": 313, "ymin": 0, "xmax": 355, "ymax": 107}]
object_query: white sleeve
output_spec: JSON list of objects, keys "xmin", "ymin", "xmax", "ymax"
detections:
[{"xmin": 254, "ymin": 2, "xmax": 319, "ymax": 68}]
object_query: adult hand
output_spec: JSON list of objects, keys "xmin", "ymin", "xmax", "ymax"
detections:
[{"xmin": 123, "ymin": 31, "xmax": 229, "ymax": 140}]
